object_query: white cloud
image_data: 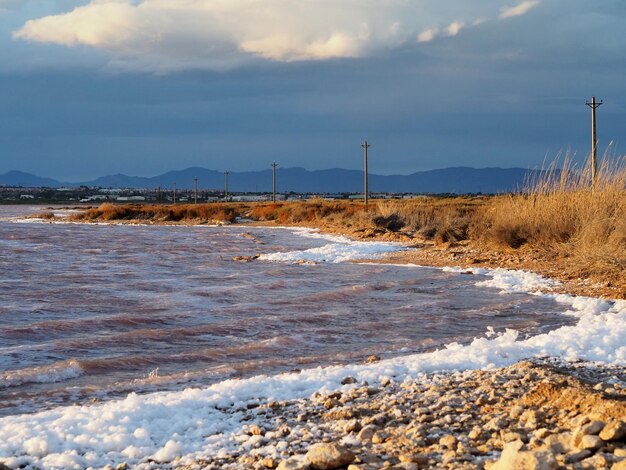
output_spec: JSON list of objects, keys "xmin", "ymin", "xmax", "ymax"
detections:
[
  {"xmin": 417, "ymin": 27, "xmax": 438, "ymax": 43},
  {"xmin": 445, "ymin": 21, "xmax": 465, "ymax": 37},
  {"xmin": 499, "ymin": 1, "xmax": 540, "ymax": 19},
  {"xmin": 12, "ymin": 0, "xmax": 541, "ymax": 72}
]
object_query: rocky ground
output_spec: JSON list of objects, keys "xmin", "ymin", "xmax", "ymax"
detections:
[{"xmin": 172, "ymin": 359, "xmax": 625, "ymax": 470}]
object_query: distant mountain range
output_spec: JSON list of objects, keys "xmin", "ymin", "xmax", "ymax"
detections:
[{"xmin": 0, "ymin": 166, "xmax": 543, "ymax": 194}]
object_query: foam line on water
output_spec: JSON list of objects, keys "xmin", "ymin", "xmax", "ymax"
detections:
[
  {"xmin": 0, "ymin": 360, "xmax": 84, "ymax": 389},
  {"xmin": 259, "ymin": 227, "xmax": 405, "ymax": 263},
  {"xmin": 1, "ymin": 265, "xmax": 625, "ymax": 469}
]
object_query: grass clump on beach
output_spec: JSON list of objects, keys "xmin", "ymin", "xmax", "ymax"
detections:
[
  {"xmin": 70, "ymin": 202, "xmax": 241, "ymax": 223},
  {"xmin": 373, "ymin": 197, "xmax": 483, "ymax": 243},
  {"xmin": 474, "ymin": 157, "xmax": 626, "ymax": 282}
]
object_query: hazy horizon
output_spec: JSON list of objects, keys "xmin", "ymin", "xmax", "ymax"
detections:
[{"xmin": 2, "ymin": 163, "xmax": 556, "ymax": 184}]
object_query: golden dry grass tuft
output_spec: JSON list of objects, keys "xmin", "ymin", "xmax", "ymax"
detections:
[
  {"xmin": 71, "ymin": 203, "xmax": 241, "ymax": 223},
  {"xmin": 249, "ymin": 200, "xmax": 372, "ymax": 228},
  {"xmin": 475, "ymin": 156, "xmax": 626, "ymax": 281},
  {"xmin": 374, "ymin": 197, "xmax": 483, "ymax": 243}
]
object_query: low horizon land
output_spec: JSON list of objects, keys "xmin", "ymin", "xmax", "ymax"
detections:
[{"xmin": 0, "ymin": 165, "xmax": 563, "ymax": 194}]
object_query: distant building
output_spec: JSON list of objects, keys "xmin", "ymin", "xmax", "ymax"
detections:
[
  {"xmin": 79, "ymin": 195, "xmax": 109, "ymax": 202},
  {"xmin": 19, "ymin": 194, "xmax": 35, "ymax": 199},
  {"xmin": 116, "ymin": 196, "xmax": 146, "ymax": 202},
  {"xmin": 230, "ymin": 195, "xmax": 274, "ymax": 202}
]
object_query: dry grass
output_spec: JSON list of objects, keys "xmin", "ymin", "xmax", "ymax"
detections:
[
  {"xmin": 71, "ymin": 203, "xmax": 241, "ymax": 223},
  {"xmin": 374, "ymin": 198, "xmax": 484, "ymax": 243},
  {"xmin": 74, "ymin": 199, "xmax": 479, "ymax": 243},
  {"xmin": 475, "ymin": 156, "xmax": 626, "ymax": 281},
  {"xmin": 249, "ymin": 200, "xmax": 372, "ymax": 227}
]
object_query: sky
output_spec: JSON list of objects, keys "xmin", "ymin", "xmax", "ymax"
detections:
[{"xmin": 0, "ymin": 0, "xmax": 625, "ymax": 181}]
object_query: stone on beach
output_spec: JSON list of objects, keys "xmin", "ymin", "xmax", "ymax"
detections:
[
  {"xmin": 599, "ymin": 420, "xmax": 626, "ymax": 442},
  {"xmin": 277, "ymin": 455, "xmax": 311, "ymax": 470},
  {"xmin": 487, "ymin": 441, "xmax": 558, "ymax": 470},
  {"xmin": 305, "ymin": 443, "xmax": 355, "ymax": 470}
]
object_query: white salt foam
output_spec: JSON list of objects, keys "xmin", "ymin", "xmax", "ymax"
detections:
[{"xmin": 259, "ymin": 228, "xmax": 404, "ymax": 263}]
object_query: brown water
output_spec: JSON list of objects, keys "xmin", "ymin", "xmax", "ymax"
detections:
[{"xmin": 0, "ymin": 206, "xmax": 574, "ymax": 415}]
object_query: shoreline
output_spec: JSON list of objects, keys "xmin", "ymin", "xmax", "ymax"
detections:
[
  {"xmin": 244, "ymin": 219, "xmax": 626, "ymax": 301},
  {"xmin": 185, "ymin": 358, "xmax": 626, "ymax": 470},
  {"xmin": 19, "ymin": 201, "xmax": 626, "ymax": 300},
  {"xmin": 1, "ymin": 213, "xmax": 625, "ymax": 469}
]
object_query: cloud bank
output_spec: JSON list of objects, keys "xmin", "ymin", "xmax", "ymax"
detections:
[{"xmin": 13, "ymin": 0, "xmax": 542, "ymax": 72}]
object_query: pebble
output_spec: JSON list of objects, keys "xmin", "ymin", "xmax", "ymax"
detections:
[
  {"xmin": 305, "ymin": 443, "xmax": 354, "ymax": 470},
  {"xmin": 577, "ymin": 434, "xmax": 602, "ymax": 451},
  {"xmin": 357, "ymin": 425, "xmax": 377, "ymax": 442},
  {"xmin": 439, "ymin": 434, "xmax": 457, "ymax": 450},
  {"xmin": 599, "ymin": 420, "xmax": 626, "ymax": 441},
  {"xmin": 276, "ymin": 456, "xmax": 310, "ymax": 470},
  {"xmin": 178, "ymin": 359, "xmax": 626, "ymax": 470},
  {"xmin": 582, "ymin": 420, "xmax": 605, "ymax": 435}
]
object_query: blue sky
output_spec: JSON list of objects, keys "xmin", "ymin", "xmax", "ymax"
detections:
[{"xmin": 1, "ymin": 0, "xmax": 624, "ymax": 180}]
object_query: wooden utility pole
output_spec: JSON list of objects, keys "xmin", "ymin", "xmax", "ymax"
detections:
[
  {"xmin": 157, "ymin": 185, "xmax": 161, "ymax": 203},
  {"xmin": 173, "ymin": 182, "xmax": 176, "ymax": 204},
  {"xmin": 224, "ymin": 171, "xmax": 230, "ymax": 201},
  {"xmin": 586, "ymin": 96, "xmax": 603, "ymax": 186},
  {"xmin": 272, "ymin": 162, "xmax": 278, "ymax": 203},
  {"xmin": 194, "ymin": 177, "xmax": 198, "ymax": 204},
  {"xmin": 361, "ymin": 141, "xmax": 371, "ymax": 207}
]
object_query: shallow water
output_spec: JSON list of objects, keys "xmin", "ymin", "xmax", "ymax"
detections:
[{"xmin": 0, "ymin": 206, "xmax": 575, "ymax": 415}]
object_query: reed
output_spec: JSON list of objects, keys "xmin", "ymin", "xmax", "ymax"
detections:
[{"xmin": 248, "ymin": 200, "xmax": 371, "ymax": 227}]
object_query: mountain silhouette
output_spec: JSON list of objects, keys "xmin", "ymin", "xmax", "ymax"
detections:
[{"xmin": 1, "ymin": 166, "xmax": 541, "ymax": 194}]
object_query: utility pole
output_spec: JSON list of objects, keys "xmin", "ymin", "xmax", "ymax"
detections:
[
  {"xmin": 272, "ymin": 161, "xmax": 278, "ymax": 203},
  {"xmin": 224, "ymin": 171, "xmax": 230, "ymax": 202},
  {"xmin": 586, "ymin": 96, "xmax": 603, "ymax": 186},
  {"xmin": 194, "ymin": 177, "xmax": 198, "ymax": 204},
  {"xmin": 157, "ymin": 185, "xmax": 161, "ymax": 203},
  {"xmin": 173, "ymin": 182, "xmax": 176, "ymax": 204},
  {"xmin": 361, "ymin": 140, "xmax": 371, "ymax": 207}
]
